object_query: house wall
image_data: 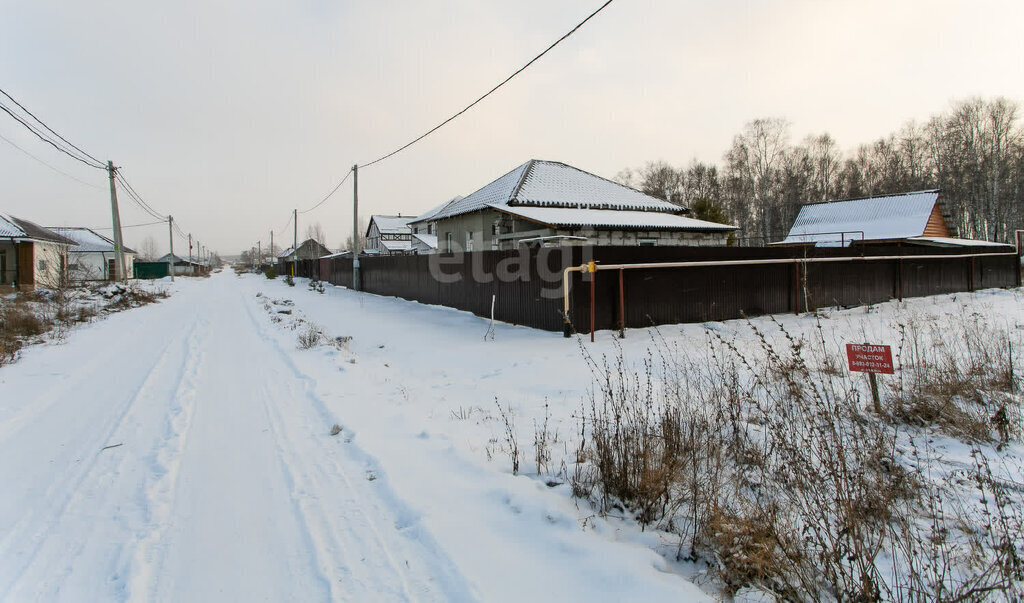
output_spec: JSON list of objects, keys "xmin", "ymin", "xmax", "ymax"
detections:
[
  {"xmin": 31, "ymin": 241, "xmax": 68, "ymax": 288},
  {"xmin": 436, "ymin": 208, "xmax": 733, "ymax": 251},
  {"xmin": 68, "ymin": 251, "xmax": 136, "ymax": 281},
  {"xmin": 0, "ymin": 241, "xmax": 16, "ymax": 289}
]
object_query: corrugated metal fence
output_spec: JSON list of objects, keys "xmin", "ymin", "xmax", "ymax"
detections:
[{"xmin": 285, "ymin": 246, "xmax": 1021, "ymax": 333}]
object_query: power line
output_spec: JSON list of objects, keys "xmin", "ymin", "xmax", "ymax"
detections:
[
  {"xmin": 357, "ymin": 0, "xmax": 615, "ymax": 169},
  {"xmin": 0, "ymin": 100, "xmax": 105, "ymax": 170},
  {"xmin": 0, "ymin": 131, "xmax": 105, "ymax": 189},
  {"xmin": 0, "ymin": 87, "xmax": 105, "ymax": 167},
  {"xmin": 114, "ymin": 171, "xmax": 166, "ymax": 220},
  {"xmin": 298, "ymin": 167, "xmax": 353, "ymax": 214},
  {"xmin": 92, "ymin": 219, "xmax": 167, "ymax": 230}
]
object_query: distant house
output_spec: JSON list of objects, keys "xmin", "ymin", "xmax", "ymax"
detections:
[
  {"xmin": 49, "ymin": 227, "xmax": 136, "ymax": 282},
  {"xmin": 0, "ymin": 214, "xmax": 77, "ymax": 291},
  {"xmin": 776, "ymin": 190, "xmax": 1003, "ymax": 248},
  {"xmin": 365, "ymin": 215, "xmax": 414, "ymax": 255},
  {"xmin": 422, "ymin": 159, "xmax": 736, "ymax": 252},
  {"xmin": 278, "ymin": 239, "xmax": 331, "ymax": 261},
  {"xmin": 155, "ymin": 253, "xmax": 202, "ymax": 276}
]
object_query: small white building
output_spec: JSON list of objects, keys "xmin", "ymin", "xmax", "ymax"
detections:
[{"xmin": 49, "ymin": 227, "xmax": 136, "ymax": 282}]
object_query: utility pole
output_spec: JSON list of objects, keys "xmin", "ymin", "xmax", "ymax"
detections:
[
  {"xmin": 352, "ymin": 164, "xmax": 360, "ymax": 291},
  {"xmin": 270, "ymin": 230, "xmax": 274, "ymax": 265},
  {"xmin": 292, "ymin": 208, "xmax": 297, "ymax": 277},
  {"xmin": 188, "ymin": 233, "xmax": 193, "ymax": 275},
  {"xmin": 106, "ymin": 161, "xmax": 128, "ymax": 282},
  {"xmin": 257, "ymin": 240, "xmax": 261, "ymax": 268},
  {"xmin": 167, "ymin": 215, "xmax": 175, "ymax": 282}
]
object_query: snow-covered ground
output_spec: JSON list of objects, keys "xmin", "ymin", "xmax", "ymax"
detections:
[{"xmin": 1, "ymin": 269, "xmax": 1021, "ymax": 601}]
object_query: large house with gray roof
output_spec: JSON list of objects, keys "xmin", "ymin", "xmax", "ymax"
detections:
[{"xmin": 416, "ymin": 159, "xmax": 736, "ymax": 252}]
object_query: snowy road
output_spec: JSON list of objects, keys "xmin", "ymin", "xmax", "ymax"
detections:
[{"xmin": 0, "ymin": 271, "xmax": 711, "ymax": 602}]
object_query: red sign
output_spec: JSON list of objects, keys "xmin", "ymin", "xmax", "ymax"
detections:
[{"xmin": 846, "ymin": 344, "xmax": 894, "ymax": 374}]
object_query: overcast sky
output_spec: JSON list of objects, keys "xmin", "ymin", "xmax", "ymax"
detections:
[{"xmin": 2, "ymin": 0, "xmax": 1023, "ymax": 255}]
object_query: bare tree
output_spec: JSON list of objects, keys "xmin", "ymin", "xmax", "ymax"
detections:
[
  {"xmin": 305, "ymin": 222, "xmax": 327, "ymax": 246},
  {"xmin": 139, "ymin": 236, "xmax": 159, "ymax": 261}
]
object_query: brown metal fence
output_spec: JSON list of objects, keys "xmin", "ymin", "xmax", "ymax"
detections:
[{"xmin": 286, "ymin": 245, "xmax": 1021, "ymax": 333}]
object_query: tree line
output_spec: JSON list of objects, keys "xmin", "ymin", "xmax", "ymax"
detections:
[{"xmin": 616, "ymin": 97, "xmax": 1024, "ymax": 244}]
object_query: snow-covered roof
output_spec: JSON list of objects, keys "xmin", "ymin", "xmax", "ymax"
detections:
[
  {"xmin": 369, "ymin": 215, "xmax": 413, "ymax": 236},
  {"xmin": 410, "ymin": 196, "xmax": 464, "ymax": 224},
  {"xmin": 780, "ymin": 190, "xmax": 942, "ymax": 245},
  {"xmin": 431, "ymin": 160, "xmax": 679, "ymax": 221},
  {"xmin": 156, "ymin": 253, "xmax": 195, "ymax": 264},
  {"xmin": 412, "ymin": 233, "xmax": 438, "ymax": 249},
  {"xmin": 49, "ymin": 227, "xmax": 136, "ymax": 254},
  {"xmin": 0, "ymin": 215, "xmax": 21, "ymax": 237},
  {"xmin": 492, "ymin": 206, "xmax": 737, "ymax": 231},
  {"xmin": 277, "ymin": 247, "xmax": 294, "ymax": 259},
  {"xmin": 907, "ymin": 237, "xmax": 1011, "ymax": 248},
  {"xmin": 0, "ymin": 214, "xmax": 77, "ymax": 245},
  {"xmin": 381, "ymin": 239, "xmax": 414, "ymax": 252}
]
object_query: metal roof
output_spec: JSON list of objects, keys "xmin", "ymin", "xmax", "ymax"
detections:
[
  {"xmin": 410, "ymin": 196, "xmax": 464, "ymax": 224},
  {"xmin": 49, "ymin": 227, "xmax": 136, "ymax": 254},
  {"xmin": 368, "ymin": 215, "xmax": 413, "ymax": 236},
  {"xmin": 430, "ymin": 160, "xmax": 679, "ymax": 221},
  {"xmin": 493, "ymin": 206, "xmax": 737, "ymax": 231},
  {"xmin": 0, "ymin": 214, "xmax": 78, "ymax": 245},
  {"xmin": 780, "ymin": 190, "xmax": 942, "ymax": 245}
]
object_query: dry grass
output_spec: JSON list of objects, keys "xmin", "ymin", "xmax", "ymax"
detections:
[{"xmin": 567, "ymin": 308, "xmax": 1023, "ymax": 600}]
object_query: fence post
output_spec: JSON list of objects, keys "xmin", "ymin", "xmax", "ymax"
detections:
[
  {"xmin": 589, "ymin": 262, "xmax": 596, "ymax": 343},
  {"xmin": 618, "ymin": 268, "xmax": 625, "ymax": 339},
  {"xmin": 793, "ymin": 261, "xmax": 800, "ymax": 314}
]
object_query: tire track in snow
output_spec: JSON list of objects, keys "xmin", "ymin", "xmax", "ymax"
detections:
[
  {"xmin": 0, "ymin": 314, "xmax": 205, "ymax": 600},
  {"xmin": 125, "ymin": 316, "xmax": 211, "ymax": 601},
  {"xmin": 243, "ymin": 290, "xmax": 476, "ymax": 601}
]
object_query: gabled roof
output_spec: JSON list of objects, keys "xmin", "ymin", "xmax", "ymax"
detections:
[
  {"xmin": 0, "ymin": 214, "xmax": 77, "ymax": 245},
  {"xmin": 49, "ymin": 227, "xmax": 136, "ymax": 254},
  {"xmin": 412, "ymin": 233, "xmax": 438, "ymax": 249},
  {"xmin": 779, "ymin": 190, "xmax": 945, "ymax": 245},
  {"xmin": 156, "ymin": 253, "xmax": 193, "ymax": 264},
  {"xmin": 430, "ymin": 160, "xmax": 680, "ymax": 221},
  {"xmin": 410, "ymin": 196, "xmax": 464, "ymax": 225},
  {"xmin": 493, "ymin": 206, "xmax": 737, "ymax": 231},
  {"xmin": 368, "ymin": 215, "xmax": 413, "ymax": 236},
  {"xmin": 381, "ymin": 239, "xmax": 414, "ymax": 252}
]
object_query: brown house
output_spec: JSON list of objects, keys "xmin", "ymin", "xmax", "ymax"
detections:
[{"xmin": 1, "ymin": 214, "xmax": 77, "ymax": 291}]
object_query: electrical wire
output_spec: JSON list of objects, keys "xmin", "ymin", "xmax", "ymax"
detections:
[
  {"xmin": 298, "ymin": 167, "xmax": 353, "ymax": 214},
  {"xmin": 0, "ymin": 131, "xmax": 105, "ymax": 189},
  {"xmin": 92, "ymin": 220, "xmax": 167, "ymax": 230},
  {"xmin": 0, "ymin": 101, "xmax": 105, "ymax": 170},
  {"xmin": 114, "ymin": 171, "xmax": 167, "ymax": 221},
  {"xmin": 357, "ymin": 0, "xmax": 614, "ymax": 169},
  {"xmin": 0, "ymin": 87, "xmax": 105, "ymax": 167}
]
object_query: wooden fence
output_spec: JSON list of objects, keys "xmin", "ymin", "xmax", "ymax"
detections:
[{"xmin": 285, "ymin": 245, "xmax": 1021, "ymax": 333}]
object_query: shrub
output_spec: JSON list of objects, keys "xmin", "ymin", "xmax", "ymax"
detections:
[{"xmin": 264, "ymin": 267, "xmax": 277, "ymax": 279}]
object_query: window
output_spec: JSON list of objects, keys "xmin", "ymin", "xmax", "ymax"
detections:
[
  {"xmin": 38, "ymin": 259, "xmax": 48, "ymax": 271},
  {"xmin": 637, "ymin": 239, "xmax": 658, "ymax": 247},
  {"xmin": 465, "ymin": 232, "xmax": 473, "ymax": 252},
  {"xmin": 446, "ymin": 232, "xmax": 453, "ymax": 252}
]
